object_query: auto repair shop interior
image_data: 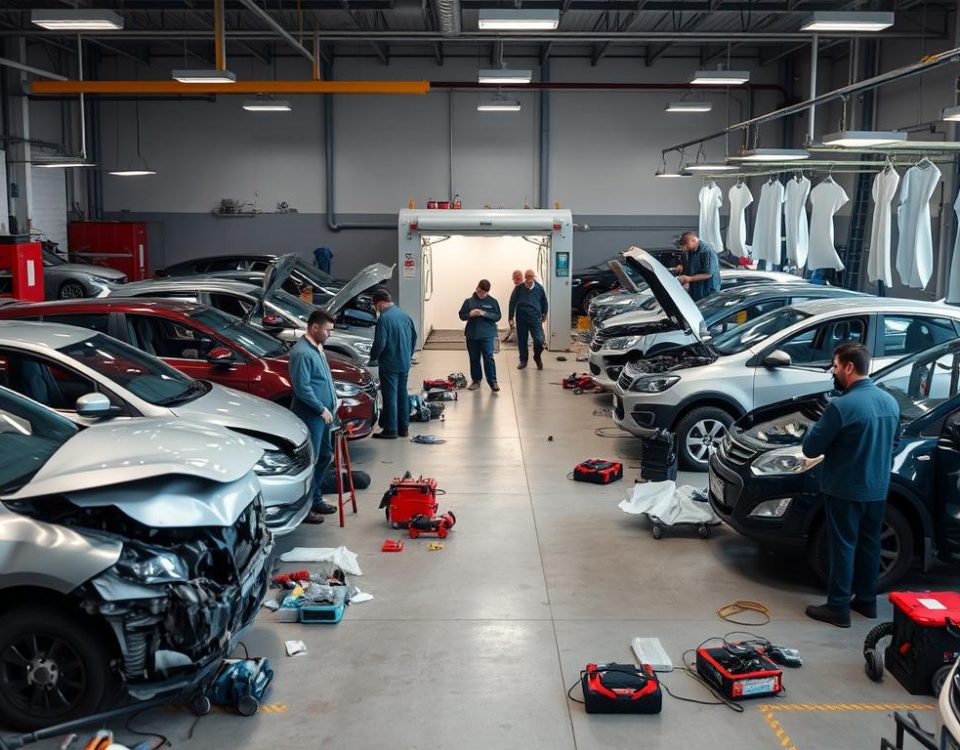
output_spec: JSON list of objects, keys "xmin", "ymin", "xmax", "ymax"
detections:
[{"xmin": 4, "ymin": 2, "xmax": 960, "ymax": 749}]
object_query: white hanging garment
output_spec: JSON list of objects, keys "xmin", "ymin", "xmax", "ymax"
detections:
[
  {"xmin": 698, "ymin": 181, "xmax": 724, "ymax": 253},
  {"xmin": 807, "ymin": 178, "xmax": 848, "ymax": 271},
  {"xmin": 726, "ymin": 182, "xmax": 753, "ymax": 257},
  {"xmin": 946, "ymin": 189, "xmax": 960, "ymax": 304},
  {"xmin": 752, "ymin": 179, "xmax": 785, "ymax": 265},
  {"xmin": 896, "ymin": 159, "xmax": 942, "ymax": 289},
  {"xmin": 865, "ymin": 166, "xmax": 900, "ymax": 287},
  {"xmin": 784, "ymin": 175, "xmax": 812, "ymax": 268}
]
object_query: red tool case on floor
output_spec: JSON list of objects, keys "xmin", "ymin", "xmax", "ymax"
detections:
[
  {"xmin": 379, "ymin": 474, "xmax": 439, "ymax": 527},
  {"xmin": 885, "ymin": 591, "xmax": 960, "ymax": 695}
]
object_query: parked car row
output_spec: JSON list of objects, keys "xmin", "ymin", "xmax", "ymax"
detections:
[{"xmin": 593, "ymin": 248, "xmax": 960, "ymax": 589}]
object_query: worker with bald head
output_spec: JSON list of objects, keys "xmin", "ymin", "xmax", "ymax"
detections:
[
  {"xmin": 508, "ymin": 269, "xmax": 549, "ymax": 370},
  {"xmin": 512, "ymin": 269, "xmax": 523, "ymax": 286}
]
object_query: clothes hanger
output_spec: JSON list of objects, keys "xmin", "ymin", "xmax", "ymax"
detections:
[{"xmin": 916, "ymin": 154, "xmax": 933, "ymax": 169}]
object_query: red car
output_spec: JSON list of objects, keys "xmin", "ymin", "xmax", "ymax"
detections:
[{"xmin": 0, "ymin": 298, "xmax": 379, "ymax": 438}]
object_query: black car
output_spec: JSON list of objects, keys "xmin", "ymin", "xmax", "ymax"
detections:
[
  {"xmin": 571, "ymin": 248, "xmax": 682, "ymax": 315},
  {"xmin": 708, "ymin": 337, "xmax": 960, "ymax": 590}
]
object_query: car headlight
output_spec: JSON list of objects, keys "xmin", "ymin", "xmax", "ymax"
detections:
[
  {"xmin": 335, "ymin": 381, "xmax": 361, "ymax": 398},
  {"xmin": 629, "ymin": 375, "xmax": 679, "ymax": 393},
  {"xmin": 353, "ymin": 341, "xmax": 373, "ymax": 354},
  {"xmin": 91, "ymin": 275, "xmax": 118, "ymax": 285},
  {"xmin": 115, "ymin": 544, "xmax": 188, "ymax": 583},
  {"xmin": 750, "ymin": 447, "xmax": 823, "ymax": 476},
  {"xmin": 748, "ymin": 498, "xmax": 794, "ymax": 518},
  {"xmin": 606, "ymin": 335, "xmax": 642, "ymax": 351},
  {"xmin": 254, "ymin": 448, "xmax": 295, "ymax": 475}
]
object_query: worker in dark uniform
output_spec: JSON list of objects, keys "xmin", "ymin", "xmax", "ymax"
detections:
[
  {"xmin": 801, "ymin": 342, "xmax": 900, "ymax": 628},
  {"xmin": 508, "ymin": 269, "xmax": 548, "ymax": 370},
  {"xmin": 673, "ymin": 231, "xmax": 721, "ymax": 301},
  {"xmin": 369, "ymin": 288, "xmax": 417, "ymax": 439},
  {"xmin": 458, "ymin": 278, "xmax": 501, "ymax": 392}
]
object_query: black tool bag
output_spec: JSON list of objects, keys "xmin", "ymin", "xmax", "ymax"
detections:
[
  {"xmin": 640, "ymin": 429, "xmax": 677, "ymax": 481},
  {"xmin": 573, "ymin": 459, "xmax": 624, "ymax": 485},
  {"xmin": 580, "ymin": 663, "xmax": 662, "ymax": 714}
]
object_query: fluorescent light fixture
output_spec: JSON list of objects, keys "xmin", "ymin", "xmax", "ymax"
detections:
[
  {"xmin": 666, "ymin": 101, "xmax": 713, "ymax": 113},
  {"xmin": 737, "ymin": 148, "xmax": 810, "ymax": 162},
  {"xmin": 243, "ymin": 99, "xmax": 292, "ymax": 112},
  {"xmin": 822, "ymin": 130, "xmax": 907, "ymax": 147},
  {"xmin": 109, "ymin": 170, "xmax": 157, "ymax": 176},
  {"xmin": 683, "ymin": 163, "xmax": 738, "ymax": 171},
  {"xmin": 32, "ymin": 9, "xmax": 123, "ymax": 30},
  {"xmin": 33, "ymin": 161, "xmax": 96, "ymax": 168},
  {"xmin": 801, "ymin": 11, "xmax": 894, "ymax": 32},
  {"xmin": 689, "ymin": 70, "xmax": 750, "ymax": 86},
  {"xmin": 942, "ymin": 105, "xmax": 960, "ymax": 122},
  {"xmin": 478, "ymin": 68, "xmax": 533, "ymax": 84},
  {"xmin": 477, "ymin": 98, "xmax": 521, "ymax": 112},
  {"xmin": 655, "ymin": 171, "xmax": 691, "ymax": 178},
  {"xmin": 172, "ymin": 69, "xmax": 236, "ymax": 84},
  {"xmin": 478, "ymin": 9, "xmax": 559, "ymax": 30}
]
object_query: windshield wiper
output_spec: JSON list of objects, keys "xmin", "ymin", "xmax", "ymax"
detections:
[{"xmin": 154, "ymin": 380, "xmax": 205, "ymax": 407}]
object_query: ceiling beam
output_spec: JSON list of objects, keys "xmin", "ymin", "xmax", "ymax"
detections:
[{"xmin": 645, "ymin": 11, "xmax": 705, "ymax": 66}]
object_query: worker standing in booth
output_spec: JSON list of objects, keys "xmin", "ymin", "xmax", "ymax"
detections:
[
  {"xmin": 458, "ymin": 279, "xmax": 501, "ymax": 392},
  {"xmin": 369, "ymin": 289, "xmax": 417, "ymax": 440},
  {"xmin": 508, "ymin": 269, "xmax": 548, "ymax": 370}
]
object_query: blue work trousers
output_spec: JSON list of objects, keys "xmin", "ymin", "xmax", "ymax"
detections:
[
  {"xmin": 824, "ymin": 496, "xmax": 886, "ymax": 611},
  {"xmin": 379, "ymin": 369, "xmax": 410, "ymax": 435},
  {"xmin": 305, "ymin": 416, "xmax": 334, "ymax": 510},
  {"xmin": 466, "ymin": 337, "xmax": 497, "ymax": 384},
  {"xmin": 516, "ymin": 318, "xmax": 545, "ymax": 364}
]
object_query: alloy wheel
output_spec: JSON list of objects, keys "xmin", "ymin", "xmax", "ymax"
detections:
[
  {"xmin": 685, "ymin": 419, "xmax": 727, "ymax": 463},
  {"xmin": 0, "ymin": 633, "xmax": 88, "ymax": 719}
]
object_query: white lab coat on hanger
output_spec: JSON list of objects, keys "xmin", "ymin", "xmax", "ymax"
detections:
[
  {"xmin": 947, "ymin": 189, "xmax": 960, "ymax": 304},
  {"xmin": 698, "ymin": 181, "xmax": 724, "ymax": 253},
  {"xmin": 726, "ymin": 182, "xmax": 753, "ymax": 257},
  {"xmin": 784, "ymin": 175, "xmax": 811, "ymax": 268},
  {"xmin": 752, "ymin": 179, "xmax": 785, "ymax": 265},
  {"xmin": 807, "ymin": 178, "xmax": 848, "ymax": 271},
  {"xmin": 896, "ymin": 160, "xmax": 942, "ymax": 290},
  {"xmin": 866, "ymin": 166, "xmax": 900, "ymax": 287}
]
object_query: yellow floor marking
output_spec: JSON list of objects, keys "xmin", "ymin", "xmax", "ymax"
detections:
[
  {"xmin": 757, "ymin": 703, "xmax": 934, "ymax": 713},
  {"xmin": 758, "ymin": 708, "xmax": 799, "ymax": 750}
]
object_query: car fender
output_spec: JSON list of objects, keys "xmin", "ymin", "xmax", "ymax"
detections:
[{"xmin": 671, "ymin": 390, "xmax": 748, "ymax": 424}]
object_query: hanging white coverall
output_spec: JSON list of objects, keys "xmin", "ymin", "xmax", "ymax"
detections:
[
  {"xmin": 784, "ymin": 175, "xmax": 811, "ymax": 269},
  {"xmin": 807, "ymin": 178, "xmax": 848, "ymax": 271},
  {"xmin": 752, "ymin": 179, "xmax": 785, "ymax": 266},
  {"xmin": 947, "ymin": 189, "xmax": 960, "ymax": 304},
  {"xmin": 896, "ymin": 160, "xmax": 942, "ymax": 290},
  {"xmin": 726, "ymin": 182, "xmax": 753, "ymax": 257},
  {"xmin": 865, "ymin": 167, "xmax": 900, "ymax": 287},
  {"xmin": 698, "ymin": 181, "xmax": 724, "ymax": 254}
]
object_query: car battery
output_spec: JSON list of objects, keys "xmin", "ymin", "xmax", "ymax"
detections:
[
  {"xmin": 379, "ymin": 473, "xmax": 439, "ymax": 528},
  {"xmin": 885, "ymin": 591, "xmax": 960, "ymax": 695},
  {"xmin": 696, "ymin": 643, "xmax": 783, "ymax": 700},
  {"xmin": 640, "ymin": 429, "xmax": 678, "ymax": 482}
]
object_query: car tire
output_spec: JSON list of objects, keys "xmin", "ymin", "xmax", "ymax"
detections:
[
  {"xmin": 807, "ymin": 504, "xmax": 914, "ymax": 591},
  {"xmin": 674, "ymin": 406, "xmax": 734, "ymax": 472},
  {"xmin": 57, "ymin": 280, "xmax": 87, "ymax": 299},
  {"xmin": 581, "ymin": 289, "xmax": 602, "ymax": 315},
  {"xmin": 0, "ymin": 606, "xmax": 114, "ymax": 731}
]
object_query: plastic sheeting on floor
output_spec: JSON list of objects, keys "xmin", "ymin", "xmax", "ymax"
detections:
[
  {"xmin": 618, "ymin": 481, "xmax": 720, "ymax": 526},
  {"xmin": 279, "ymin": 545, "xmax": 363, "ymax": 575}
]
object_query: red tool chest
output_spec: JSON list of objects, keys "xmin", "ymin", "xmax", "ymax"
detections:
[
  {"xmin": 68, "ymin": 221, "xmax": 149, "ymax": 281},
  {"xmin": 0, "ymin": 237, "xmax": 44, "ymax": 302}
]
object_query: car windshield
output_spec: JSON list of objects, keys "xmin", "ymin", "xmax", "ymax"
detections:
[
  {"xmin": 57, "ymin": 333, "xmax": 205, "ymax": 406},
  {"xmin": 42, "ymin": 249, "xmax": 66, "ymax": 267},
  {"xmin": 294, "ymin": 259, "xmax": 335, "ymax": 285},
  {"xmin": 267, "ymin": 289, "xmax": 314, "ymax": 325},
  {"xmin": 189, "ymin": 307, "xmax": 288, "ymax": 358},
  {"xmin": 697, "ymin": 290, "xmax": 755, "ymax": 320},
  {"xmin": 0, "ymin": 388, "xmax": 78, "ymax": 493},
  {"xmin": 875, "ymin": 345, "xmax": 960, "ymax": 421},
  {"xmin": 712, "ymin": 308, "xmax": 810, "ymax": 355}
]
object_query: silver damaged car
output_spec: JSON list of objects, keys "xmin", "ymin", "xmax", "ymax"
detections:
[{"xmin": 0, "ymin": 386, "xmax": 273, "ymax": 730}]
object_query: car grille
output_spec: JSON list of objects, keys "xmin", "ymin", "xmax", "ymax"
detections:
[
  {"xmin": 719, "ymin": 435, "xmax": 757, "ymax": 466},
  {"xmin": 232, "ymin": 496, "xmax": 264, "ymax": 573},
  {"xmin": 290, "ymin": 440, "xmax": 312, "ymax": 473},
  {"xmin": 617, "ymin": 369, "xmax": 634, "ymax": 391}
]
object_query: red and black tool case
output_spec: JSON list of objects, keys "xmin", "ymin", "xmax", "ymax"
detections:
[
  {"xmin": 581, "ymin": 663, "xmax": 662, "ymax": 714},
  {"xmin": 379, "ymin": 474, "xmax": 439, "ymax": 527},
  {"xmin": 885, "ymin": 591, "xmax": 960, "ymax": 695},
  {"xmin": 573, "ymin": 459, "xmax": 624, "ymax": 485}
]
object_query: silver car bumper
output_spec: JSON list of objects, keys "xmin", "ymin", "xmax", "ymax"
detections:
[{"xmin": 258, "ymin": 463, "xmax": 315, "ymax": 535}]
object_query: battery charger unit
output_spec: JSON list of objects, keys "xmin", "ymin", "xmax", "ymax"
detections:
[{"xmin": 695, "ymin": 643, "xmax": 783, "ymax": 700}]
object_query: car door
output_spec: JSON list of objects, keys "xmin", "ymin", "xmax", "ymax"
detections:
[
  {"xmin": 123, "ymin": 313, "xmax": 250, "ymax": 392},
  {"xmin": 935, "ymin": 402, "xmax": 960, "ymax": 556},
  {"xmin": 751, "ymin": 315, "xmax": 869, "ymax": 410}
]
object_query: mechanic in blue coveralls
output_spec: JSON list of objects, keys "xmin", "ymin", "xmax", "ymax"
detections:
[
  {"xmin": 368, "ymin": 288, "xmax": 417, "ymax": 440},
  {"xmin": 508, "ymin": 269, "xmax": 548, "ymax": 370},
  {"xmin": 458, "ymin": 278, "xmax": 501, "ymax": 392}
]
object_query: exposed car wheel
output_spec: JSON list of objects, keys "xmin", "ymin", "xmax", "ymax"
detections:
[
  {"xmin": 674, "ymin": 407, "xmax": 734, "ymax": 471},
  {"xmin": 57, "ymin": 281, "xmax": 87, "ymax": 299},
  {"xmin": 808, "ymin": 504, "xmax": 914, "ymax": 591},
  {"xmin": 581, "ymin": 289, "xmax": 602, "ymax": 315},
  {"xmin": 0, "ymin": 606, "xmax": 113, "ymax": 731}
]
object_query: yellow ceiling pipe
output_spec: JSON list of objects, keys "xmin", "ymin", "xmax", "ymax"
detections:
[{"xmin": 31, "ymin": 79, "xmax": 430, "ymax": 95}]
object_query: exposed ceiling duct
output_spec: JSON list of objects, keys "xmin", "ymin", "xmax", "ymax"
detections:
[{"xmin": 435, "ymin": 0, "xmax": 462, "ymax": 36}]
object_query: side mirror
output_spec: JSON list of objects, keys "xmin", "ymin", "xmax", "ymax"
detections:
[
  {"xmin": 763, "ymin": 350, "xmax": 792, "ymax": 368},
  {"xmin": 261, "ymin": 314, "xmax": 284, "ymax": 331},
  {"xmin": 76, "ymin": 392, "xmax": 113, "ymax": 417},
  {"xmin": 206, "ymin": 346, "xmax": 236, "ymax": 365}
]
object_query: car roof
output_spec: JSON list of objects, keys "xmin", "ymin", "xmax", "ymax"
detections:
[
  {"xmin": 793, "ymin": 297, "xmax": 960, "ymax": 316},
  {"xmin": 708, "ymin": 283, "xmax": 864, "ymax": 300},
  {"xmin": 2, "ymin": 298, "xmax": 209, "ymax": 316},
  {"xmin": 169, "ymin": 253, "xmax": 279, "ymax": 266},
  {"xmin": 121, "ymin": 277, "xmax": 262, "ymax": 294},
  {"xmin": 0, "ymin": 319, "xmax": 98, "ymax": 347},
  {"xmin": 721, "ymin": 270, "xmax": 799, "ymax": 282}
]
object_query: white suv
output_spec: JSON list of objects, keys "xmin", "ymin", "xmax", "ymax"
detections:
[{"xmin": 611, "ymin": 250, "xmax": 960, "ymax": 470}]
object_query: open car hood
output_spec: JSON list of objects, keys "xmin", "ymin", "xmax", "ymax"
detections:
[
  {"xmin": 610, "ymin": 248, "xmax": 705, "ymax": 341},
  {"xmin": 7, "ymin": 419, "xmax": 262, "ymax": 501},
  {"xmin": 322, "ymin": 263, "xmax": 395, "ymax": 316},
  {"xmin": 245, "ymin": 253, "xmax": 299, "ymax": 323}
]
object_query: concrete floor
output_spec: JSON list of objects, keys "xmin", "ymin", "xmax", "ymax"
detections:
[{"xmin": 61, "ymin": 348, "xmax": 955, "ymax": 750}]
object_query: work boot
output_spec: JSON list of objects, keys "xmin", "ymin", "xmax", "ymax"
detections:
[
  {"xmin": 398, "ymin": 429, "xmax": 409, "ymax": 438},
  {"xmin": 851, "ymin": 599, "xmax": 878, "ymax": 619},
  {"xmin": 372, "ymin": 431, "xmax": 398, "ymax": 440},
  {"xmin": 517, "ymin": 362, "xmax": 527, "ymax": 370},
  {"xmin": 314, "ymin": 500, "xmax": 338, "ymax": 515},
  {"xmin": 533, "ymin": 353, "xmax": 543, "ymax": 370},
  {"xmin": 303, "ymin": 512, "xmax": 325, "ymax": 524},
  {"xmin": 468, "ymin": 381, "xmax": 481, "ymax": 391},
  {"xmin": 804, "ymin": 603, "xmax": 851, "ymax": 628},
  {"xmin": 490, "ymin": 382, "xmax": 500, "ymax": 392}
]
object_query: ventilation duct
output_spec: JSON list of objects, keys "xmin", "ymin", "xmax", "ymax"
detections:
[{"xmin": 436, "ymin": 0, "xmax": 461, "ymax": 36}]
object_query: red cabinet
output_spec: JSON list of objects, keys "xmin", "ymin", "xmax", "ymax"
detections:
[
  {"xmin": 68, "ymin": 221, "xmax": 149, "ymax": 281},
  {"xmin": 0, "ymin": 238, "xmax": 44, "ymax": 302}
]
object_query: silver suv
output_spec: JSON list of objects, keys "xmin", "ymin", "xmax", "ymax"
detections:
[{"xmin": 0, "ymin": 386, "xmax": 272, "ymax": 730}]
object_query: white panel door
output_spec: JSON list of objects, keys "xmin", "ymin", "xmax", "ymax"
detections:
[{"xmin": 29, "ymin": 166, "xmax": 67, "ymax": 250}]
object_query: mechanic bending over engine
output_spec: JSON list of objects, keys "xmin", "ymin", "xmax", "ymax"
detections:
[{"xmin": 673, "ymin": 231, "xmax": 721, "ymax": 302}]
